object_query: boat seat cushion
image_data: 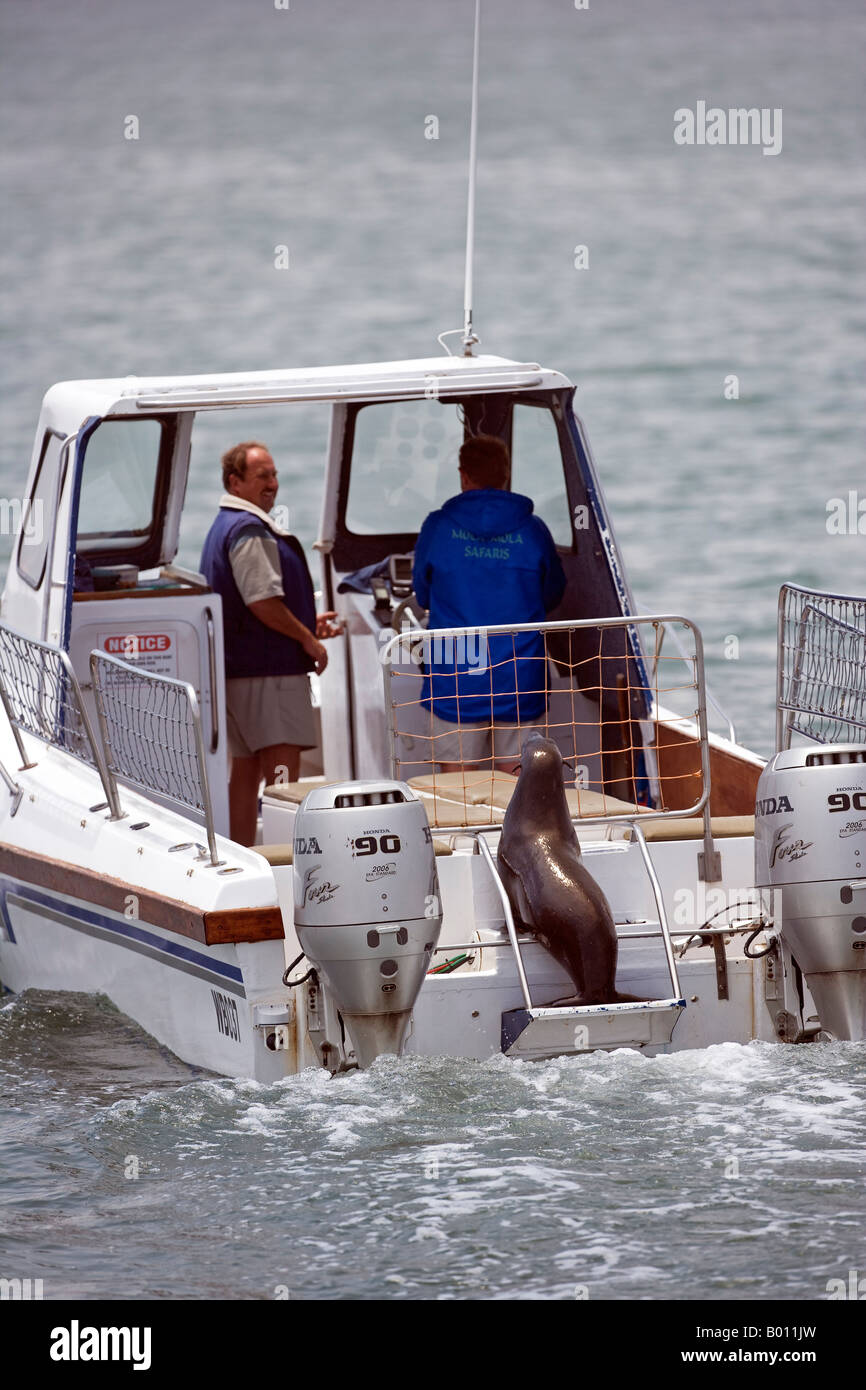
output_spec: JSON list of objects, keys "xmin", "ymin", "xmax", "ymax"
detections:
[
  {"xmin": 263, "ymin": 777, "xmax": 330, "ymax": 805},
  {"xmin": 262, "ymin": 772, "xmax": 645, "ymax": 829},
  {"xmin": 409, "ymin": 771, "xmax": 644, "ymax": 819},
  {"xmin": 261, "ymin": 776, "xmax": 497, "ymax": 828},
  {"xmin": 633, "ymin": 815, "xmax": 755, "ymax": 842},
  {"xmin": 254, "ymin": 843, "xmax": 296, "ymax": 866}
]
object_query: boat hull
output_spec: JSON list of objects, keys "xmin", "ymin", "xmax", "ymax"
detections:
[{"xmin": 0, "ymin": 873, "xmax": 298, "ymax": 1079}]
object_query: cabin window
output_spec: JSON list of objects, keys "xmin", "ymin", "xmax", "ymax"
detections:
[
  {"xmin": 510, "ymin": 403, "xmax": 572, "ymax": 547},
  {"xmin": 346, "ymin": 400, "xmax": 464, "ymax": 536},
  {"xmin": 16, "ymin": 430, "xmax": 64, "ymax": 590},
  {"xmin": 76, "ymin": 419, "xmax": 163, "ymax": 551}
]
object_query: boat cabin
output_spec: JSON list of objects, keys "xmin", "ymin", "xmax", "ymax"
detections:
[{"xmin": 1, "ymin": 354, "xmax": 751, "ymax": 837}]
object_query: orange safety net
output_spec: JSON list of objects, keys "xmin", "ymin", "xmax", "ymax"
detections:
[{"xmin": 385, "ymin": 619, "xmax": 706, "ymax": 825}]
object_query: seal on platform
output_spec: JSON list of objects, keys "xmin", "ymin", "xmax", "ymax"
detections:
[{"xmin": 498, "ymin": 733, "xmax": 643, "ymax": 1005}]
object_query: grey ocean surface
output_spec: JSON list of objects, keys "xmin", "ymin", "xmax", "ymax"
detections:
[{"xmin": 0, "ymin": 0, "xmax": 864, "ymax": 1300}]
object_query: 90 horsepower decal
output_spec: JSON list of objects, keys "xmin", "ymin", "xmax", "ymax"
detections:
[
  {"xmin": 347, "ymin": 834, "xmax": 402, "ymax": 856},
  {"xmin": 828, "ymin": 792, "xmax": 866, "ymax": 812}
]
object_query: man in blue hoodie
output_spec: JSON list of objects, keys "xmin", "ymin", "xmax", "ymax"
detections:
[{"xmin": 412, "ymin": 434, "xmax": 566, "ymax": 770}]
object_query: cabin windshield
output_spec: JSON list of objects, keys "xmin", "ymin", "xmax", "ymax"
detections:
[
  {"xmin": 347, "ymin": 399, "xmax": 464, "ymax": 536},
  {"xmin": 510, "ymin": 401, "xmax": 571, "ymax": 547},
  {"xmin": 340, "ymin": 392, "xmax": 572, "ymax": 569}
]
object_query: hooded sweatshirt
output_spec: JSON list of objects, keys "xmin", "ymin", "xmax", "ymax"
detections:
[{"xmin": 412, "ymin": 489, "xmax": 566, "ymax": 724}]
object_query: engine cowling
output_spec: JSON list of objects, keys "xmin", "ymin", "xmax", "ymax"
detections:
[
  {"xmin": 293, "ymin": 780, "xmax": 442, "ymax": 1067},
  {"xmin": 755, "ymin": 745, "xmax": 866, "ymax": 1040}
]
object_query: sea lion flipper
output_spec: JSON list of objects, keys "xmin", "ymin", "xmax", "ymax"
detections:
[
  {"xmin": 548, "ymin": 988, "xmax": 650, "ymax": 1007},
  {"xmin": 497, "ymin": 850, "xmax": 537, "ymax": 932}
]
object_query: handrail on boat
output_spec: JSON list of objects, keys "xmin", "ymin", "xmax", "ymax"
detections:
[
  {"xmin": 475, "ymin": 820, "xmax": 682, "ymax": 1013},
  {"xmin": 0, "ymin": 623, "xmax": 223, "ymax": 863},
  {"xmin": 0, "ymin": 619, "xmax": 122, "ymax": 819},
  {"xmin": 776, "ymin": 582, "xmax": 866, "ymax": 752},
  {"xmin": 382, "ymin": 611, "xmax": 720, "ymax": 883},
  {"xmin": 650, "ymin": 618, "xmax": 737, "ymax": 746},
  {"xmin": 628, "ymin": 820, "xmax": 682, "ymax": 997},
  {"xmin": 476, "ymin": 835, "xmax": 533, "ymax": 1011},
  {"xmin": 89, "ymin": 651, "xmax": 223, "ymax": 867},
  {"xmin": 0, "ymin": 756, "xmax": 23, "ymax": 817}
]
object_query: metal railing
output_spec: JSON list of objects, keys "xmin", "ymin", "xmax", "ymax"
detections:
[
  {"xmin": 0, "ymin": 620, "xmax": 121, "ymax": 817},
  {"xmin": 0, "ymin": 625, "xmax": 223, "ymax": 860},
  {"xmin": 90, "ymin": 651, "xmax": 222, "ymax": 865},
  {"xmin": 477, "ymin": 826, "xmax": 682, "ymax": 1012},
  {"xmin": 776, "ymin": 583, "xmax": 866, "ymax": 751},
  {"xmin": 476, "ymin": 834, "xmax": 534, "ymax": 1009},
  {"xmin": 382, "ymin": 613, "xmax": 717, "ymax": 876},
  {"xmin": 651, "ymin": 618, "xmax": 737, "ymax": 745}
]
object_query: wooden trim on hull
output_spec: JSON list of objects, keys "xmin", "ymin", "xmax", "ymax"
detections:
[
  {"xmin": 203, "ymin": 907, "xmax": 284, "ymax": 945},
  {"xmin": 0, "ymin": 843, "xmax": 284, "ymax": 945},
  {"xmin": 655, "ymin": 722, "xmax": 763, "ymax": 817}
]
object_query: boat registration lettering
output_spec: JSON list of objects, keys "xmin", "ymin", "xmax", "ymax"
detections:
[{"xmin": 211, "ymin": 988, "xmax": 241, "ymax": 1042}]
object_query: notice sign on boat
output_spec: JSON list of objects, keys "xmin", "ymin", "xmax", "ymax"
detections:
[{"xmin": 99, "ymin": 631, "xmax": 177, "ymax": 677}]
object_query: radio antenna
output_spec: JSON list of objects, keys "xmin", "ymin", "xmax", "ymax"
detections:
[
  {"xmin": 462, "ymin": 0, "xmax": 482, "ymax": 356},
  {"xmin": 436, "ymin": 1, "xmax": 482, "ymax": 358}
]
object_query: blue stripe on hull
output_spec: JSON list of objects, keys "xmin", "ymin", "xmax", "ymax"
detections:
[{"xmin": 0, "ymin": 876, "xmax": 246, "ymax": 996}]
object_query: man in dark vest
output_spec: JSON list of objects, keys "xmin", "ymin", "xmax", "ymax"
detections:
[{"xmin": 201, "ymin": 441, "xmax": 340, "ymax": 845}]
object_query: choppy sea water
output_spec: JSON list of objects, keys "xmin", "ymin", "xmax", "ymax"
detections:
[
  {"xmin": 2, "ymin": 992, "xmax": 864, "ymax": 1302},
  {"xmin": 1, "ymin": 0, "xmax": 865, "ymax": 1304}
]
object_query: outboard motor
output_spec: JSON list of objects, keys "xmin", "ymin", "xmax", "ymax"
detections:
[
  {"xmin": 293, "ymin": 780, "xmax": 442, "ymax": 1067},
  {"xmin": 755, "ymin": 745, "xmax": 866, "ymax": 1040}
]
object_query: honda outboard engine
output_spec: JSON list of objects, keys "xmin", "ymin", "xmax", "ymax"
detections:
[
  {"xmin": 293, "ymin": 780, "xmax": 442, "ymax": 1067},
  {"xmin": 755, "ymin": 745, "xmax": 866, "ymax": 1040}
]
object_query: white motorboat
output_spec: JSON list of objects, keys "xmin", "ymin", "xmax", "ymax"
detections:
[
  {"xmin": 2, "ymin": 1, "xmax": 863, "ymax": 1079},
  {"xmin": 1, "ymin": 350, "xmax": 864, "ymax": 1078}
]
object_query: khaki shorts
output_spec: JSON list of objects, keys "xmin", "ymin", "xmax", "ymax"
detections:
[
  {"xmin": 429, "ymin": 713, "xmax": 545, "ymax": 765},
  {"xmin": 226, "ymin": 674, "xmax": 317, "ymax": 759}
]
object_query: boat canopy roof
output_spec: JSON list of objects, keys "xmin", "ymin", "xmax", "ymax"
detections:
[{"xmin": 38, "ymin": 355, "xmax": 574, "ymax": 433}]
